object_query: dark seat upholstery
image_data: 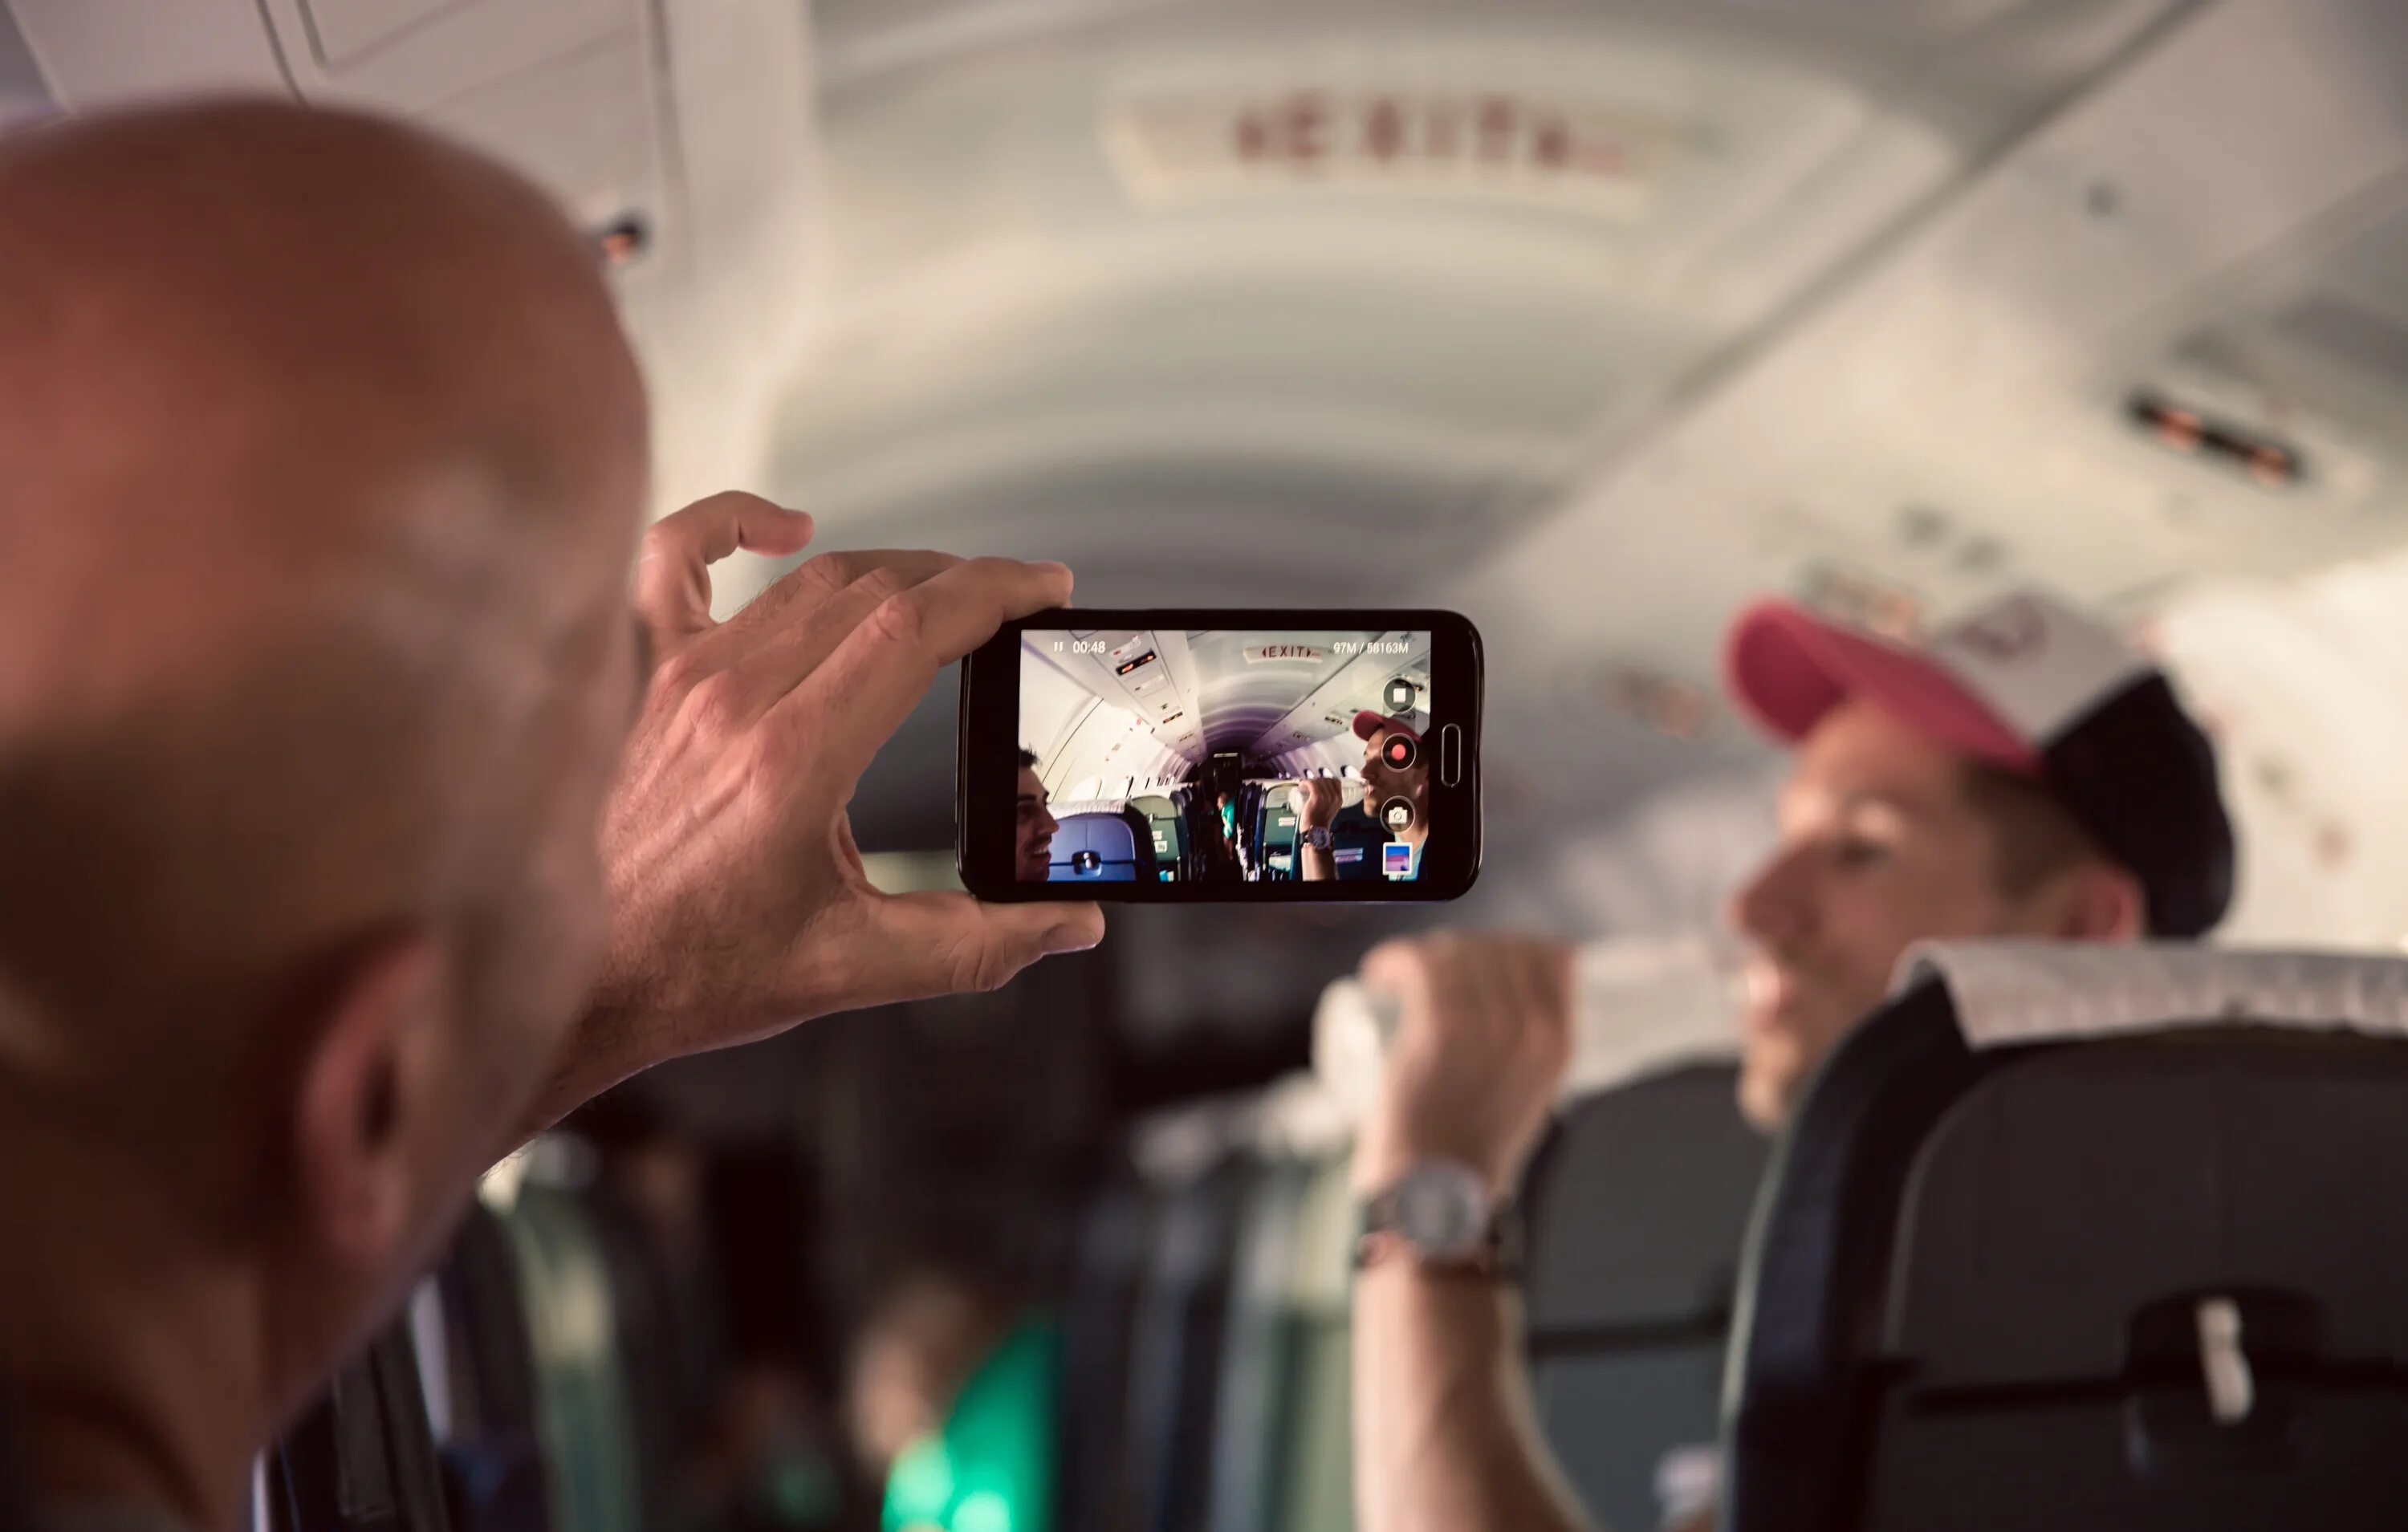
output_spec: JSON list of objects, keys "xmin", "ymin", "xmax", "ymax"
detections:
[
  {"xmin": 1059, "ymin": 1181, "xmax": 1162, "ymax": 1532},
  {"xmin": 1723, "ymin": 943, "xmax": 2408, "ymax": 1532},
  {"xmin": 1519, "ymin": 1064, "xmax": 1767, "ymax": 1532},
  {"xmin": 1125, "ymin": 1159, "xmax": 1255, "ymax": 1532},
  {"xmin": 267, "ymin": 1323, "xmax": 453, "ymax": 1532},
  {"xmin": 430, "ymin": 1205, "xmax": 552, "ymax": 1532}
]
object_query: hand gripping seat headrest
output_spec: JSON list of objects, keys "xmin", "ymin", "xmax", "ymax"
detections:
[{"xmin": 1723, "ymin": 941, "xmax": 2408, "ymax": 1532}]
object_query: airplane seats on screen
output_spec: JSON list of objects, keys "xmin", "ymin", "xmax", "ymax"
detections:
[
  {"xmin": 1723, "ymin": 944, "xmax": 2408, "ymax": 1532},
  {"xmin": 1049, "ymin": 812, "xmax": 1149, "ymax": 883}
]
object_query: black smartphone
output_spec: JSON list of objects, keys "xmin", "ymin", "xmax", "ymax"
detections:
[{"xmin": 958, "ymin": 610, "xmax": 1483, "ymax": 901}]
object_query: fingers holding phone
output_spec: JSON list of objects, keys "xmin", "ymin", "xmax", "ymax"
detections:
[{"xmin": 587, "ymin": 494, "xmax": 1104, "ymax": 1089}]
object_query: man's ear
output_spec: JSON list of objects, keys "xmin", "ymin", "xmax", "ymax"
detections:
[
  {"xmin": 290, "ymin": 933, "xmax": 446, "ymax": 1277},
  {"xmin": 2052, "ymin": 861, "xmax": 2148, "ymax": 943}
]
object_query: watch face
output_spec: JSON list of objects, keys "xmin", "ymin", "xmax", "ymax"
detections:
[{"xmin": 1394, "ymin": 1160, "xmax": 1491, "ymax": 1260}]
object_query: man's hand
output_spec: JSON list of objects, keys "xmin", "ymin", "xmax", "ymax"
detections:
[
  {"xmin": 1295, "ymin": 776, "xmax": 1344, "ymax": 831},
  {"xmin": 554, "ymin": 493, "xmax": 1105, "ymax": 1114},
  {"xmin": 1353, "ymin": 933, "xmax": 1576, "ymax": 1197}
]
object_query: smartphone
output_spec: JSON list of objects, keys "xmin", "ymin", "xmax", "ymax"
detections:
[{"xmin": 958, "ymin": 610, "xmax": 1483, "ymax": 901}]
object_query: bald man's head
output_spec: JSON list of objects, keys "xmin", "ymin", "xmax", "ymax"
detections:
[{"xmin": 0, "ymin": 99, "xmax": 649, "ymax": 1459}]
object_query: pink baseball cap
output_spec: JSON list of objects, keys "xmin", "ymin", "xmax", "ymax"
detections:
[
  {"xmin": 1723, "ymin": 589, "xmax": 2234, "ymax": 938},
  {"xmin": 1725, "ymin": 602, "xmax": 2041, "ymax": 774}
]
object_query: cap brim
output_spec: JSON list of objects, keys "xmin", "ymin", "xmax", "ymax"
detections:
[
  {"xmin": 1723, "ymin": 601, "xmax": 2040, "ymax": 772},
  {"xmin": 1352, "ymin": 710, "xmax": 1421, "ymax": 743}
]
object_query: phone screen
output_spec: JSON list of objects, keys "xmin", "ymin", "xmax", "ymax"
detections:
[{"xmin": 1014, "ymin": 627, "xmax": 1437, "ymax": 886}]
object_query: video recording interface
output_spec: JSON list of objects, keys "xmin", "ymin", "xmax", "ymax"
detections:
[{"xmin": 1015, "ymin": 628, "xmax": 1434, "ymax": 884}]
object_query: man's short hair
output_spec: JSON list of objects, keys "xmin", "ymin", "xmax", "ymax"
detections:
[
  {"xmin": 1017, "ymin": 747, "xmax": 1039, "ymax": 771},
  {"xmin": 1961, "ymin": 762, "xmax": 2112, "ymax": 904}
]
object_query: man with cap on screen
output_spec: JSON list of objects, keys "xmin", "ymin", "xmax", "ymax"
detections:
[
  {"xmin": 1296, "ymin": 710, "xmax": 1433, "ymax": 882},
  {"xmin": 1342, "ymin": 588, "xmax": 2235, "ymax": 1532}
]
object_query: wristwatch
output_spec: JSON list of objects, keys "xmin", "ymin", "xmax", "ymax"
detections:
[
  {"xmin": 1299, "ymin": 824, "xmax": 1335, "ymax": 851},
  {"xmin": 1355, "ymin": 1160, "xmax": 1523, "ymax": 1280}
]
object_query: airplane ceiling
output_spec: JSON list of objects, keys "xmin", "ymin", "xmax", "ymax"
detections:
[
  {"xmin": 16, "ymin": 0, "xmax": 2408, "ymax": 935},
  {"xmin": 763, "ymin": 0, "xmax": 2199, "ymax": 609}
]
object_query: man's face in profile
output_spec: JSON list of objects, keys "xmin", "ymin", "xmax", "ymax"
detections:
[
  {"xmin": 1724, "ymin": 697, "xmax": 2024, "ymax": 1131},
  {"xmin": 1358, "ymin": 728, "xmax": 1427, "ymax": 813},
  {"xmin": 1016, "ymin": 766, "xmax": 1057, "ymax": 881}
]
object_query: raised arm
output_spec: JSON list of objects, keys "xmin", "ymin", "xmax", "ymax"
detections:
[{"xmin": 1351, "ymin": 933, "xmax": 1600, "ymax": 1532}]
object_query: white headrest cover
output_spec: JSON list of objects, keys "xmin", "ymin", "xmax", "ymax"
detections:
[{"xmin": 1898, "ymin": 941, "xmax": 2408, "ymax": 1050}]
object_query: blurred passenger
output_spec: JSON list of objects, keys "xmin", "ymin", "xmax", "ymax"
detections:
[
  {"xmin": 844, "ymin": 1269, "xmax": 1018, "ymax": 1477},
  {"xmin": 0, "ymin": 100, "xmax": 1102, "ymax": 1532},
  {"xmin": 1345, "ymin": 590, "xmax": 2233, "ymax": 1532},
  {"xmin": 1193, "ymin": 790, "xmax": 1243, "ymax": 884},
  {"xmin": 1217, "ymin": 790, "xmax": 1243, "ymax": 875},
  {"xmin": 848, "ymin": 1266, "xmax": 1060, "ymax": 1532},
  {"xmin": 1296, "ymin": 712, "xmax": 1432, "ymax": 881},
  {"xmin": 1018, "ymin": 748, "xmax": 1060, "ymax": 881}
]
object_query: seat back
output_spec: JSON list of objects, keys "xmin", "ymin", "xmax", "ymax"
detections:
[
  {"xmin": 1273, "ymin": 1156, "xmax": 1357, "ymax": 1532},
  {"xmin": 1125, "ymin": 1159, "xmax": 1255, "ymax": 1532},
  {"xmin": 501, "ymin": 1183, "xmax": 643, "ymax": 1532},
  {"xmin": 1058, "ymin": 1182, "xmax": 1161, "ymax": 1532},
  {"xmin": 1519, "ymin": 1065, "xmax": 1765, "ymax": 1532},
  {"xmin": 268, "ymin": 1323, "xmax": 453, "ymax": 1532},
  {"xmin": 1258, "ymin": 788, "xmax": 1300, "ymax": 880},
  {"xmin": 431, "ymin": 1205, "xmax": 553, "ymax": 1532},
  {"xmin": 1050, "ymin": 811, "xmax": 1145, "ymax": 882},
  {"xmin": 1206, "ymin": 1158, "xmax": 1312, "ymax": 1532},
  {"xmin": 1132, "ymin": 794, "xmax": 1189, "ymax": 881},
  {"xmin": 1724, "ymin": 943, "xmax": 2408, "ymax": 1532}
]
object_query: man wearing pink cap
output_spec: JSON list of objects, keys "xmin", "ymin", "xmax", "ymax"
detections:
[
  {"xmin": 1344, "ymin": 590, "xmax": 2235, "ymax": 1532},
  {"xmin": 1295, "ymin": 709, "xmax": 1434, "ymax": 882}
]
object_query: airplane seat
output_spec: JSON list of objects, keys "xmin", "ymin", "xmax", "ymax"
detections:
[
  {"xmin": 266, "ymin": 1323, "xmax": 453, "ymax": 1532},
  {"xmin": 1257, "ymin": 789, "xmax": 1300, "ymax": 880},
  {"xmin": 1119, "ymin": 803, "xmax": 1165, "ymax": 883},
  {"xmin": 1057, "ymin": 1180, "xmax": 1163, "ymax": 1532},
  {"xmin": 580, "ymin": 1186, "xmax": 697, "ymax": 1532},
  {"xmin": 1723, "ymin": 943, "xmax": 2408, "ymax": 1532},
  {"xmin": 1273, "ymin": 1155, "xmax": 1357, "ymax": 1532},
  {"xmin": 1132, "ymin": 794, "xmax": 1189, "ymax": 883},
  {"xmin": 1049, "ymin": 811, "xmax": 1143, "ymax": 882},
  {"xmin": 1205, "ymin": 1156, "xmax": 1313, "ymax": 1532},
  {"xmin": 1518, "ymin": 1064, "xmax": 1766, "ymax": 1532},
  {"xmin": 431, "ymin": 1204, "xmax": 553, "ymax": 1532},
  {"xmin": 499, "ymin": 1180, "xmax": 644, "ymax": 1532},
  {"xmin": 1125, "ymin": 1156, "xmax": 1257, "ymax": 1532}
]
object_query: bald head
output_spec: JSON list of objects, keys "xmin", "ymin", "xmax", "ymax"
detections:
[
  {"xmin": 0, "ymin": 98, "xmax": 643, "ymax": 715},
  {"xmin": 0, "ymin": 98, "xmax": 646, "ymax": 1235},
  {"xmin": 0, "ymin": 99, "xmax": 663, "ymax": 1518}
]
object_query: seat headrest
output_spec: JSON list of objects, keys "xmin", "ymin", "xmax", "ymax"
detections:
[{"xmin": 1898, "ymin": 941, "xmax": 2408, "ymax": 1050}]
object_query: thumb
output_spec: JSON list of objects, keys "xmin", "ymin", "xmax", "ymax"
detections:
[{"xmin": 841, "ymin": 892, "xmax": 1106, "ymax": 1007}]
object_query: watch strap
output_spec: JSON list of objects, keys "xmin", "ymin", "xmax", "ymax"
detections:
[{"xmin": 1353, "ymin": 1197, "xmax": 1525, "ymax": 1282}]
